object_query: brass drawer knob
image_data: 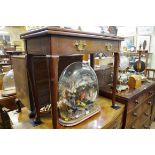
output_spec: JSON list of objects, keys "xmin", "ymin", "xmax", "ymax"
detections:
[
  {"xmin": 105, "ymin": 43, "xmax": 113, "ymax": 51},
  {"xmin": 135, "ymin": 100, "xmax": 139, "ymax": 105},
  {"xmin": 148, "ymin": 101, "xmax": 152, "ymax": 105},
  {"xmin": 133, "ymin": 112, "xmax": 138, "ymax": 117},
  {"xmin": 74, "ymin": 40, "xmax": 87, "ymax": 52}
]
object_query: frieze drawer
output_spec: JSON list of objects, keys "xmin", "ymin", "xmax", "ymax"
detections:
[
  {"xmin": 51, "ymin": 36, "xmax": 120, "ymax": 55},
  {"xmin": 127, "ymin": 90, "xmax": 154, "ymax": 113},
  {"xmin": 126, "ymin": 98, "xmax": 153, "ymax": 128}
]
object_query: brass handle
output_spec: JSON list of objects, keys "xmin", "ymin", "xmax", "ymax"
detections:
[
  {"xmin": 133, "ymin": 112, "xmax": 138, "ymax": 117},
  {"xmin": 105, "ymin": 43, "xmax": 113, "ymax": 51},
  {"xmin": 74, "ymin": 40, "xmax": 86, "ymax": 52},
  {"xmin": 144, "ymin": 112, "xmax": 149, "ymax": 117}
]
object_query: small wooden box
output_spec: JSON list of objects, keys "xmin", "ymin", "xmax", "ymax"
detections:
[{"xmin": 128, "ymin": 75, "xmax": 142, "ymax": 89}]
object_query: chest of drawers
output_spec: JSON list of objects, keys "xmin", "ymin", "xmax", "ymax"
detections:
[{"xmin": 100, "ymin": 81, "xmax": 155, "ymax": 129}]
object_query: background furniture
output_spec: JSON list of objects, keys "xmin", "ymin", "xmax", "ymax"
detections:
[
  {"xmin": 12, "ymin": 55, "xmax": 31, "ymax": 111},
  {"xmin": 12, "ymin": 54, "xmax": 83, "ymax": 118},
  {"xmin": 146, "ymin": 68, "xmax": 155, "ymax": 80},
  {"xmin": 0, "ymin": 90, "xmax": 17, "ymax": 111},
  {"xmin": 100, "ymin": 81, "xmax": 155, "ymax": 128},
  {"xmin": 20, "ymin": 27, "xmax": 124, "ymax": 128}
]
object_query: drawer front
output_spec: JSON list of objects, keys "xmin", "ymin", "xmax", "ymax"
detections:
[
  {"xmin": 51, "ymin": 36, "xmax": 120, "ymax": 56},
  {"xmin": 147, "ymin": 87, "xmax": 155, "ymax": 97},
  {"xmin": 128, "ymin": 111, "xmax": 151, "ymax": 129},
  {"xmin": 128, "ymin": 98, "xmax": 141, "ymax": 113},
  {"xmin": 141, "ymin": 119, "xmax": 152, "ymax": 129},
  {"xmin": 126, "ymin": 104, "xmax": 143, "ymax": 127},
  {"xmin": 126, "ymin": 98, "xmax": 153, "ymax": 128},
  {"xmin": 143, "ymin": 98, "xmax": 153, "ymax": 114},
  {"xmin": 127, "ymin": 117, "xmax": 151, "ymax": 129},
  {"xmin": 107, "ymin": 113, "xmax": 123, "ymax": 129},
  {"xmin": 128, "ymin": 89, "xmax": 154, "ymax": 113},
  {"xmin": 151, "ymin": 97, "xmax": 155, "ymax": 121}
]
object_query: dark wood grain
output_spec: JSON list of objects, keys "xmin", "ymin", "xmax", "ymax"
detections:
[
  {"xmin": 112, "ymin": 53, "xmax": 120, "ymax": 107},
  {"xmin": 20, "ymin": 27, "xmax": 124, "ymax": 40}
]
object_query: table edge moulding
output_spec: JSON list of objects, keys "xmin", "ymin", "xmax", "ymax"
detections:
[{"xmin": 20, "ymin": 27, "xmax": 124, "ymax": 129}]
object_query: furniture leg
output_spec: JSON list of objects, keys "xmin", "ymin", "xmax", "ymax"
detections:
[
  {"xmin": 15, "ymin": 98, "xmax": 22, "ymax": 113},
  {"xmin": 28, "ymin": 87, "xmax": 36, "ymax": 118},
  {"xmin": 27, "ymin": 55, "xmax": 42, "ymax": 125},
  {"xmin": 29, "ymin": 111, "xmax": 36, "ymax": 118},
  {"xmin": 90, "ymin": 54, "xmax": 94, "ymax": 68},
  {"xmin": 49, "ymin": 55, "xmax": 59, "ymax": 129},
  {"xmin": 112, "ymin": 52, "xmax": 120, "ymax": 110},
  {"xmin": 26, "ymin": 59, "xmax": 36, "ymax": 118}
]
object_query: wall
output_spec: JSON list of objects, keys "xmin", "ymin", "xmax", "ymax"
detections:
[
  {"xmin": 0, "ymin": 26, "xmax": 27, "ymax": 51},
  {"xmin": 150, "ymin": 27, "xmax": 155, "ymax": 68}
]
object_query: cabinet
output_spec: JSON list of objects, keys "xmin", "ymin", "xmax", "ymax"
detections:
[
  {"xmin": 12, "ymin": 55, "xmax": 83, "ymax": 117},
  {"xmin": 100, "ymin": 81, "xmax": 155, "ymax": 128}
]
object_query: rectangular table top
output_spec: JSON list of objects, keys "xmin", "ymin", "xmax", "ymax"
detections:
[{"xmin": 20, "ymin": 27, "xmax": 124, "ymax": 41}]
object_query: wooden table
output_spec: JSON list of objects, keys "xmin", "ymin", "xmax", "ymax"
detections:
[
  {"xmin": 20, "ymin": 27, "xmax": 124, "ymax": 128},
  {"xmin": 8, "ymin": 96, "xmax": 125, "ymax": 129}
]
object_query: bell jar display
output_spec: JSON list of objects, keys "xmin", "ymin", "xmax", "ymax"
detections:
[
  {"xmin": 58, "ymin": 62, "xmax": 100, "ymax": 126},
  {"xmin": 2, "ymin": 69, "xmax": 16, "ymax": 97},
  {"xmin": 117, "ymin": 55, "xmax": 130, "ymax": 92}
]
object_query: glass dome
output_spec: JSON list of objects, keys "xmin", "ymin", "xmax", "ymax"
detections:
[
  {"xmin": 2, "ymin": 69, "xmax": 16, "ymax": 96},
  {"xmin": 58, "ymin": 62, "xmax": 100, "ymax": 126}
]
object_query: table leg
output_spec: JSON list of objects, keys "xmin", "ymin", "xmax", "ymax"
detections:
[
  {"xmin": 27, "ymin": 55, "xmax": 42, "ymax": 125},
  {"xmin": 90, "ymin": 54, "xmax": 94, "ymax": 68},
  {"xmin": 49, "ymin": 56, "xmax": 59, "ymax": 129},
  {"xmin": 112, "ymin": 52, "xmax": 120, "ymax": 110},
  {"xmin": 15, "ymin": 98, "xmax": 21, "ymax": 113}
]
